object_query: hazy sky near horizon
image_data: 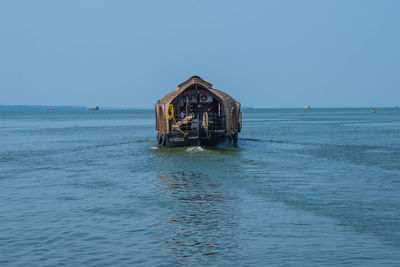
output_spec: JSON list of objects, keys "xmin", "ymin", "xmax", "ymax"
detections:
[{"xmin": 0, "ymin": 0, "xmax": 399, "ymax": 108}]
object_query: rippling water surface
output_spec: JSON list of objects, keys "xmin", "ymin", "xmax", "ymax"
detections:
[{"xmin": 1, "ymin": 108, "xmax": 399, "ymax": 266}]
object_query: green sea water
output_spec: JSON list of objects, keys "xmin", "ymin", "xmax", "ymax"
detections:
[{"xmin": 0, "ymin": 108, "xmax": 399, "ymax": 266}]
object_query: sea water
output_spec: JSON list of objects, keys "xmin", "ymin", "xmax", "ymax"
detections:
[{"xmin": 0, "ymin": 108, "xmax": 399, "ymax": 266}]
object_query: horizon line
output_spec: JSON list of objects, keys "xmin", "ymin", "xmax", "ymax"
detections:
[{"xmin": 0, "ymin": 104, "xmax": 398, "ymax": 110}]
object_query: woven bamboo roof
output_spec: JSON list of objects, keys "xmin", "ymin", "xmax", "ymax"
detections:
[{"xmin": 157, "ymin": 75, "xmax": 236, "ymax": 106}]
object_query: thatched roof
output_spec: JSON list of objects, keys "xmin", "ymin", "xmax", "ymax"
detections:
[
  {"xmin": 177, "ymin": 75, "xmax": 212, "ymax": 89},
  {"xmin": 157, "ymin": 75, "xmax": 236, "ymax": 106}
]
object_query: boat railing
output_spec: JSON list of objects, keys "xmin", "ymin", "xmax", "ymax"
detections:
[
  {"xmin": 173, "ymin": 112, "xmax": 224, "ymax": 132},
  {"xmin": 208, "ymin": 113, "xmax": 224, "ymax": 131}
]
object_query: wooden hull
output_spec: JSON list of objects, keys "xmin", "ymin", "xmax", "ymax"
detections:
[{"xmin": 157, "ymin": 131, "xmax": 238, "ymax": 147}]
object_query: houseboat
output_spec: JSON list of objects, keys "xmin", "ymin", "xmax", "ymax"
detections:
[{"xmin": 155, "ymin": 75, "xmax": 241, "ymax": 147}]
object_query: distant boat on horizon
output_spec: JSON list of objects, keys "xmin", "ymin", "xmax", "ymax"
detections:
[
  {"xmin": 303, "ymin": 105, "xmax": 311, "ymax": 109},
  {"xmin": 88, "ymin": 106, "xmax": 99, "ymax": 110}
]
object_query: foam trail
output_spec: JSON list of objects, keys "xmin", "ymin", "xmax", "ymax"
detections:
[{"xmin": 186, "ymin": 146, "xmax": 205, "ymax": 152}]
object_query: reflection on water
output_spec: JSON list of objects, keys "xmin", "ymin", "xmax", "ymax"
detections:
[{"xmin": 157, "ymin": 171, "xmax": 240, "ymax": 263}]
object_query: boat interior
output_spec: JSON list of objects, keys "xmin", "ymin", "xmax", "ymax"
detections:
[{"xmin": 170, "ymin": 85, "xmax": 224, "ymax": 132}]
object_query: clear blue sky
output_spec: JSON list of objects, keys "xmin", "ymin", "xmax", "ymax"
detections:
[{"xmin": 0, "ymin": 0, "xmax": 399, "ymax": 108}]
